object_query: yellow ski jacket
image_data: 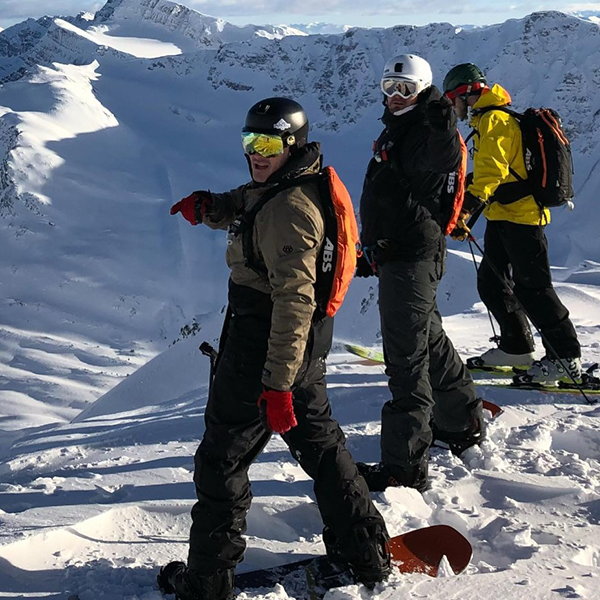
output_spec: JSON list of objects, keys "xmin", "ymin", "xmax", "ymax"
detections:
[{"xmin": 468, "ymin": 84, "xmax": 550, "ymax": 225}]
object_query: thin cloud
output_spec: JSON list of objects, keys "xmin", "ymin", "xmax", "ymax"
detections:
[
  {"xmin": 562, "ymin": 2, "xmax": 600, "ymax": 8},
  {"xmin": 0, "ymin": 0, "xmax": 102, "ymax": 22},
  {"xmin": 187, "ymin": 0, "xmax": 569, "ymax": 16},
  {"xmin": 189, "ymin": 0, "xmax": 497, "ymax": 16},
  {"xmin": 0, "ymin": 0, "xmax": 582, "ymax": 28}
]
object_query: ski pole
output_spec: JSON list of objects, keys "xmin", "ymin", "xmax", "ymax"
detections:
[
  {"xmin": 463, "ymin": 203, "xmax": 501, "ymax": 345},
  {"xmin": 199, "ymin": 341, "xmax": 218, "ymax": 396},
  {"xmin": 199, "ymin": 306, "xmax": 233, "ymax": 396},
  {"xmin": 468, "ymin": 235, "xmax": 595, "ymax": 405},
  {"xmin": 467, "ymin": 238, "xmax": 501, "ymax": 347}
]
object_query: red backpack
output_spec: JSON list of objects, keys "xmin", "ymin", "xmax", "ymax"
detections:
[
  {"xmin": 315, "ymin": 166, "xmax": 360, "ymax": 317},
  {"xmin": 236, "ymin": 166, "xmax": 359, "ymax": 320},
  {"xmin": 440, "ymin": 132, "xmax": 468, "ymax": 235}
]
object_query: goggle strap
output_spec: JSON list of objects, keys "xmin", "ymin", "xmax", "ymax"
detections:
[{"xmin": 446, "ymin": 81, "xmax": 486, "ymax": 100}]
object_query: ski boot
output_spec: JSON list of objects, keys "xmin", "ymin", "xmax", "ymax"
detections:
[
  {"xmin": 157, "ymin": 561, "xmax": 234, "ymax": 600},
  {"xmin": 467, "ymin": 347, "xmax": 534, "ymax": 371},
  {"xmin": 433, "ymin": 409, "xmax": 486, "ymax": 456},
  {"xmin": 357, "ymin": 461, "xmax": 428, "ymax": 493},
  {"xmin": 323, "ymin": 519, "xmax": 391, "ymax": 588},
  {"xmin": 513, "ymin": 356, "xmax": 582, "ymax": 387}
]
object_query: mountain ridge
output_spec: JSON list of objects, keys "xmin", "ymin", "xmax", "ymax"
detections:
[{"xmin": 1, "ymin": 0, "xmax": 599, "ymax": 413}]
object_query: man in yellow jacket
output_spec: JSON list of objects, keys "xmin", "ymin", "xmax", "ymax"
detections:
[{"xmin": 443, "ymin": 63, "xmax": 581, "ymax": 385}]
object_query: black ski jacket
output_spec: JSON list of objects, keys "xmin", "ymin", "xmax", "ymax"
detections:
[{"xmin": 359, "ymin": 86, "xmax": 461, "ymax": 261}]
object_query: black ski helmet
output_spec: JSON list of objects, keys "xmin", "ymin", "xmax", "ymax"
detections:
[
  {"xmin": 443, "ymin": 63, "xmax": 487, "ymax": 95},
  {"xmin": 243, "ymin": 97, "xmax": 309, "ymax": 149}
]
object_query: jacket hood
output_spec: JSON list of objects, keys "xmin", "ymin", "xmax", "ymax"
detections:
[
  {"xmin": 270, "ymin": 141, "xmax": 322, "ymax": 182},
  {"xmin": 473, "ymin": 84, "xmax": 512, "ymax": 111}
]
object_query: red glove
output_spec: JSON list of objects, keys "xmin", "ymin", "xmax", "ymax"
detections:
[
  {"xmin": 170, "ymin": 191, "xmax": 211, "ymax": 225},
  {"xmin": 258, "ymin": 388, "xmax": 297, "ymax": 434}
]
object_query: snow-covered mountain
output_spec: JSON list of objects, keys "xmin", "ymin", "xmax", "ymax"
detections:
[
  {"xmin": 569, "ymin": 10, "xmax": 600, "ymax": 23},
  {"xmin": 91, "ymin": 0, "xmax": 307, "ymax": 44},
  {"xmin": 1, "ymin": 0, "xmax": 599, "ymax": 412},
  {"xmin": 289, "ymin": 22, "xmax": 352, "ymax": 35},
  {"xmin": 1, "ymin": 2, "xmax": 600, "ymax": 599},
  {"xmin": 1, "ymin": 0, "xmax": 600, "ymax": 419}
]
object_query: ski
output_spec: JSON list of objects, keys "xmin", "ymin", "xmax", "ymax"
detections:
[
  {"xmin": 343, "ymin": 344, "xmax": 503, "ymax": 416},
  {"xmin": 477, "ymin": 365, "xmax": 600, "ymax": 399},
  {"xmin": 344, "ymin": 343, "xmax": 515, "ymax": 376},
  {"xmin": 465, "ymin": 356, "xmax": 529, "ymax": 374},
  {"xmin": 344, "ymin": 344, "xmax": 599, "ymax": 395},
  {"xmin": 477, "ymin": 380, "xmax": 600, "ymax": 396},
  {"xmin": 234, "ymin": 524, "xmax": 471, "ymax": 598},
  {"xmin": 344, "ymin": 342, "xmax": 385, "ymax": 364}
]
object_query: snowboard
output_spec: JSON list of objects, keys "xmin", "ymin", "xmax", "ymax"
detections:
[{"xmin": 235, "ymin": 524, "xmax": 472, "ymax": 598}]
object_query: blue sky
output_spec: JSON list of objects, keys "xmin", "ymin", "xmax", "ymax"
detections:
[{"xmin": 0, "ymin": 0, "xmax": 596, "ymax": 30}]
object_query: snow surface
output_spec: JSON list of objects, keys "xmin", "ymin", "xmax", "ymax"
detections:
[{"xmin": 1, "ymin": 0, "xmax": 600, "ymax": 598}]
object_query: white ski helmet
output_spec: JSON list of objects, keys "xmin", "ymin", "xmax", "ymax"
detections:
[{"xmin": 381, "ymin": 54, "xmax": 433, "ymax": 96}]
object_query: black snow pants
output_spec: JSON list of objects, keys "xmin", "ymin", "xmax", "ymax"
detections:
[
  {"xmin": 188, "ymin": 282, "xmax": 384, "ymax": 575},
  {"xmin": 477, "ymin": 221, "xmax": 580, "ymax": 358},
  {"xmin": 377, "ymin": 239, "xmax": 482, "ymax": 471}
]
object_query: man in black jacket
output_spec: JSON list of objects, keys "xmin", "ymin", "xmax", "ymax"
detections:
[{"xmin": 357, "ymin": 54, "xmax": 484, "ymax": 492}]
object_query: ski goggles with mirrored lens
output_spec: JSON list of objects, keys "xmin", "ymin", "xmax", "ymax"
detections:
[
  {"xmin": 241, "ymin": 132, "xmax": 285, "ymax": 157},
  {"xmin": 380, "ymin": 77, "xmax": 420, "ymax": 99}
]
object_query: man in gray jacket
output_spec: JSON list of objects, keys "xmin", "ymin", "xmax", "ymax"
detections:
[{"xmin": 159, "ymin": 97, "xmax": 390, "ymax": 600}]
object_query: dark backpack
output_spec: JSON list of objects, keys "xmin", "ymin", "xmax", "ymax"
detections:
[
  {"xmin": 230, "ymin": 166, "xmax": 360, "ymax": 320},
  {"xmin": 477, "ymin": 106, "xmax": 574, "ymax": 208}
]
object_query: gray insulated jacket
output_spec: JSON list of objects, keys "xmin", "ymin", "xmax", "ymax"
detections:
[{"xmin": 202, "ymin": 143, "xmax": 325, "ymax": 391}]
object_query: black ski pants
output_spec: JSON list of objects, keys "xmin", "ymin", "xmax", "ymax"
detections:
[
  {"xmin": 477, "ymin": 220, "xmax": 580, "ymax": 358},
  {"xmin": 188, "ymin": 288, "xmax": 384, "ymax": 576},
  {"xmin": 377, "ymin": 240, "xmax": 481, "ymax": 471}
]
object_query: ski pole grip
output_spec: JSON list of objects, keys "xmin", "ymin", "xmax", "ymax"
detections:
[
  {"xmin": 467, "ymin": 202, "xmax": 486, "ymax": 231},
  {"xmin": 199, "ymin": 342, "xmax": 218, "ymax": 361}
]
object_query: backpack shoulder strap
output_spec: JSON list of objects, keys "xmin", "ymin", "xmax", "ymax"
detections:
[
  {"xmin": 240, "ymin": 173, "xmax": 323, "ymax": 272},
  {"xmin": 473, "ymin": 105, "xmax": 525, "ymax": 183}
]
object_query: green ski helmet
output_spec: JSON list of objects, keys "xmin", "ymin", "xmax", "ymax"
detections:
[{"xmin": 443, "ymin": 63, "xmax": 487, "ymax": 97}]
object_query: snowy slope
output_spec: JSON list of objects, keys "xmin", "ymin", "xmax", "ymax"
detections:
[
  {"xmin": 1, "ymin": 303, "xmax": 599, "ymax": 599},
  {"xmin": 0, "ymin": 1, "xmax": 600, "ymax": 598}
]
